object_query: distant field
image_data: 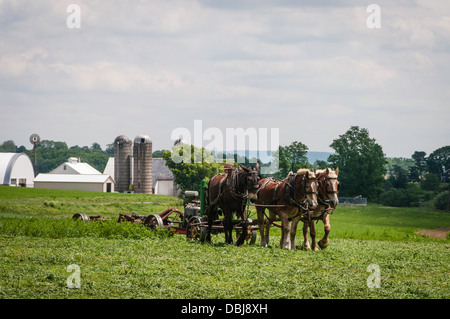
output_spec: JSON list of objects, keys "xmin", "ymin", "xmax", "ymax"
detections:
[{"xmin": 0, "ymin": 186, "xmax": 449, "ymax": 299}]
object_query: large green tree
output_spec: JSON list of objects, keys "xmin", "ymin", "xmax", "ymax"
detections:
[
  {"xmin": 275, "ymin": 141, "xmax": 310, "ymax": 179},
  {"xmin": 427, "ymin": 146, "xmax": 450, "ymax": 176},
  {"xmin": 22, "ymin": 140, "xmax": 109, "ymax": 173},
  {"xmin": 0, "ymin": 140, "xmax": 17, "ymax": 152},
  {"xmin": 328, "ymin": 126, "xmax": 386, "ymax": 199},
  {"xmin": 411, "ymin": 151, "xmax": 427, "ymax": 178},
  {"xmin": 162, "ymin": 144, "xmax": 222, "ymax": 195}
]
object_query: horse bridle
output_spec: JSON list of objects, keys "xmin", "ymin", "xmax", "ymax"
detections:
[
  {"xmin": 283, "ymin": 172, "xmax": 318, "ymax": 201},
  {"xmin": 320, "ymin": 175, "xmax": 340, "ymax": 195},
  {"xmin": 233, "ymin": 168, "xmax": 260, "ymax": 196},
  {"xmin": 302, "ymin": 175, "xmax": 319, "ymax": 197}
]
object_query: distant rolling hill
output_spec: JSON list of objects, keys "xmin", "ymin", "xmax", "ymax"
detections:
[
  {"xmin": 306, "ymin": 151, "xmax": 333, "ymax": 164},
  {"xmin": 211, "ymin": 150, "xmax": 333, "ymax": 164}
]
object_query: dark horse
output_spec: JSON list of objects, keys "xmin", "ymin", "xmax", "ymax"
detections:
[{"xmin": 205, "ymin": 163, "xmax": 260, "ymax": 246}]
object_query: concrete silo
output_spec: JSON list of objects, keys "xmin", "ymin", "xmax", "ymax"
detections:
[
  {"xmin": 133, "ymin": 134, "xmax": 153, "ymax": 194},
  {"xmin": 114, "ymin": 135, "xmax": 132, "ymax": 193}
]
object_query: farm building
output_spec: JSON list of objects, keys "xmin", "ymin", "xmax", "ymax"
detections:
[
  {"xmin": 0, "ymin": 152, "xmax": 35, "ymax": 187},
  {"xmin": 34, "ymin": 157, "xmax": 114, "ymax": 192},
  {"xmin": 103, "ymin": 157, "xmax": 178, "ymax": 196},
  {"xmin": 34, "ymin": 174, "xmax": 115, "ymax": 192},
  {"xmin": 111, "ymin": 134, "xmax": 154, "ymax": 194},
  {"xmin": 152, "ymin": 158, "xmax": 179, "ymax": 196}
]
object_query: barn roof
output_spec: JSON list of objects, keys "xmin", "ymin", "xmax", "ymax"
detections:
[
  {"xmin": 152, "ymin": 158, "xmax": 174, "ymax": 187},
  {"xmin": 50, "ymin": 159, "xmax": 102, "ymax": 175}
]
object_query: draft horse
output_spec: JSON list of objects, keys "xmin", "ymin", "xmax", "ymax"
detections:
[
  {"xmin": 205, "ymin": 163, "xmax": 260, "ymax": 246},
  {"xmin": 256, "ymin": 169, "xmax": 318, "ymax": 250},
  {"xmin": 302, "ymin": 168, "xmax": 339, "ymax": 250}
]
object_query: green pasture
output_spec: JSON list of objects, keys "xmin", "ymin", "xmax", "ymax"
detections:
[{"xmin": 0, "ymin": 186, "xmax": 448, "ymax": 299}]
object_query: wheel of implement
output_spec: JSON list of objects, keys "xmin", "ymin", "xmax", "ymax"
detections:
[
  {"xmin": 72, "ymin": 213, "xmax": 89, "ymax": 222},
  {"xmin": 144, "ymin": 214, "xmax": 164, "ymax": 230},
  {"xmin": 186, "ymin": 216, "xmax": 204, "ymax": 241}
]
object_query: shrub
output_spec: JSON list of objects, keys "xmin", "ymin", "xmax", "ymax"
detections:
[
  {"xmin": 434, "ymin": 191, "xmax": 449, "ymax": 211},
  {"xmin": 421, "ymin": 173, "xmax": 440, "ymax": 192},
  {"xmin": 380, "ymin": 184, "xmax": 424, "ymax": 207}
]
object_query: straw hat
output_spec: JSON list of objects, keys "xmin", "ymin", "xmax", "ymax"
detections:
[{"xmin": 224, "ymin": 163, "xmax": 234, "ymax": 172}]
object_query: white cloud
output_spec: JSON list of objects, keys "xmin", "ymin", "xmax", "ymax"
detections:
[{"xmin": 0, "ymin": 0, "xmax": 449, "ymax": 157}]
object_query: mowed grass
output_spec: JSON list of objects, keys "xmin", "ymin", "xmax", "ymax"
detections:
[{"xmin": 0, "ymin": 186, "xmax": 449, "ymax": 299}]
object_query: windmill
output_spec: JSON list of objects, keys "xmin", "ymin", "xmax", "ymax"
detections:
[{"xmin": 29, "ymin": 133, "xmax": 40, "ymax": 176}]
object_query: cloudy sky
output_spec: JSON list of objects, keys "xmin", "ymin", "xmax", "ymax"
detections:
[{"xmin": 1, "ymin": 0, "xmax": 449, "ymax": 158}]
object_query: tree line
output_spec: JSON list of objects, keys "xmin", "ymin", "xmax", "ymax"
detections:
[
  {"xmin": 1, "ymin": 127, "xmax": 448, "ymax": 210},
  {"xmin": 0, "ymin": 140, "xmax": 113, "ymax": 174}
]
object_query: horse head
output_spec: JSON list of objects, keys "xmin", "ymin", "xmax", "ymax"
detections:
[
  {"xmin": 238, "ymin": 162, "xmax": 261, "ymax": 202},
  {"xmin": 315, "ymin": 167, "xmax": 340, "ymax": 208},
  {"xmin": 296, "ymin": 169, "xmax": 318, "ymax": 209}
]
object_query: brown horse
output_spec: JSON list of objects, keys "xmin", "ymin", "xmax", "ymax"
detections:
[
  {"xmin": 302, "ymin": 168, "xmax": 339, "ymax": 250},
  {"xmin": 256, "ymin": 169, "xmax": 318, "ymax": 250},
  {"xmin": 205, "ymin": 163, "xmax": 260, "ymax": 246}
]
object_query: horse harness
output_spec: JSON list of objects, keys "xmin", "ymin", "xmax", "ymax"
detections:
[
  {"xmin": 257, "ymin": 173, "xmax": 318, "ymax": 222},
  {"xmin": 209, "ymin": 168, "xmax": 256, "ymax": 208}
]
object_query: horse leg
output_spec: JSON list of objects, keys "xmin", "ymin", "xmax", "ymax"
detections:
[
  {"xmin": 309, "ymin": 220, "xmax": 319, "ymax": 251},
  {"xmin": 290, "ymin": 216, "xmax": 300, "ymax": 250},
  {"xmin": 256, "ymin": 207, "xmax": 267, "ymax": 248},
  {"xmin": 279, "ymin": 212, "xmax": 291, "ymax": 249},
  {"xmin": 265, "ymin": 210, "xmax": 276, "ymax": 247},
  {"xmin": 318, "ymin": 213, "xmax": 331, "ymax": 249},
  {"xmin": 236, "ymin": 211, "xmax": 247, "ymax": 247},
  {"xmin": 224, "ymin": 210, "xmax": 233, "ymax": 245},
  {"xmin": 302, "ymin": 221, "xmax": 311, "ymax": 250}
]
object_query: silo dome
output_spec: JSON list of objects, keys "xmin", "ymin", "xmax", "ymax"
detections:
[
  {"xmin": 114, "ymin": 135, "xmax": 132, "ymax": 145},
  {"xmin": 134, "ymin": 134, "xmax": 152, "ymax": 144}
]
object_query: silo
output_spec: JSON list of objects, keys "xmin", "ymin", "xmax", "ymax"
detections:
[
  {"xmin": 133, "ymin": 134, "xmax": 153, "ymax": 194},
  {"xmin": 114, "ymin": 135, "xmax": 132, "ymax": 193}
]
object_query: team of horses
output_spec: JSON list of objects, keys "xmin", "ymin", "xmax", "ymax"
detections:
[{"xmin": 205, "ymin": 163, "xmax": 340, "ymax": 250}]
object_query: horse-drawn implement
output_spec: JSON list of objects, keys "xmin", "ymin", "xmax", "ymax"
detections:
[
  {"xmin": 72, "ymin": 168, "xmax": 260, "ymax": 245},
  {"xmin": 72, "ymin": 165, "xmax": 339, "ymax": 250}
]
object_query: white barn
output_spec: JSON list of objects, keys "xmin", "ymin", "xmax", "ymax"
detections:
[
  {"xmin": 0, "ymin": 152, "xmax": 35, "ymax": 187},
  {"xmin": 34, "ymin": 157, "xmax": 114, "ymax": 193},
  {"xmin": 34, "ymin": 174, "xmax": 115, "ymax": 192}
]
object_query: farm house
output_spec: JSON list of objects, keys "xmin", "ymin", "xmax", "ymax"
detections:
[
  {"xmin": 0, "ymin": 152, "xmax": 35, "ymax": 187},
  {"xmin": 34, "ymin": 157, "xmax": 114, "ymax": 192}
]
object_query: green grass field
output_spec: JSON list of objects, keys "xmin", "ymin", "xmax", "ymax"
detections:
[{"xmin": 0, "ymin": 186, "xmax": 449, "ymax": 299}]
